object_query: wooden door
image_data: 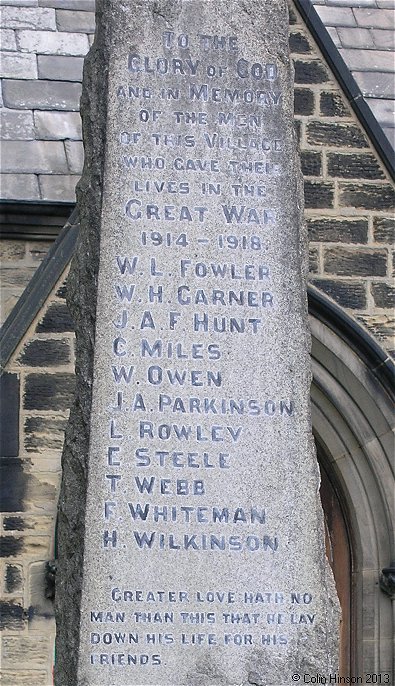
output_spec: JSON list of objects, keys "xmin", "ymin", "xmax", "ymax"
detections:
[{"xmin": 319, "ymin": 463, "xmax": 352, "ymax": 677}]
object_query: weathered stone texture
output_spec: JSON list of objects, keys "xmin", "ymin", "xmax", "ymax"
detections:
[
  {"xmin": 311, "ymin": 279, "xmax": 367, "ymax": 309},
  {"xmin": 357, "ymin": 313, "xmax": 395, "ymax": 345},
  {"xmin": 0, "ymin": 241, "xmax": 26, "ymax": 260},
  {"xmin": 371, "ymin": 281, "xmax": 395, "ymax": 308},
  {"xmin": 0, "ymin": 2, "xmax": 394, "ymax": 684},
  {"xmin": 1, "ymin": 534, "xmax": 50, "ymax": 557},
  {"xmin": 27, "ymin": 241, "xmax": 53, "ymax": 261},
  {"xmin": 301, "ymin": 150, "xmax": 322, "ymax": 176},
  {"xmin": 339, "ymin": 182, "xmax": 395, "ymax": 209},
  {"xmin": 306, "ymin": 121, "xmax": 369, "ymax": 147},
  {"xmin": 0, "ymin": 266, "xmax": 37, "ymax": 288},
  {"xmin": 2, "ymin": 635, "xmax": 50, "ymax": 668},
  {"xmin": 307, "ymin": 217, "xmax": 368, "ymax": 244},
  {"xmin": 327, "ymin": 152, "xmax": 385, "ymax": 179},
  {"xmin": 304, "ymin": 180, "xmax": 335, "ymax": 207},
  {"xmin": 294, "ymin": 58, "xmax": 330, "ymax": 82},
  {"xmin": 35, "ymin": 301, "xmax": 75, "ymax": 332},
  {"xmin": 18, "ymin": 339, "xmax": 71, "ymax": 367},
  {"xmin": 320, "ymin": 91, "xmax": 351, "ymax": 117},
  {"xmin": 24, "ymin": 416, "xmax": 69, "ymax": 451},
  {"xmin": 55, "ymin": 2, "xmax": 339, "ymax": 685},
  {"xmin": 324, "ymin": 247, "xmax": 388, "ymax": 277},
  {"xmin": 0, "ymin": 600, "xmax": 26, "ymax": 630},
  {"xmin": 309, "ymin": 246, "xmax": 320, "ymax": 273},
  {"xmin": 294, "ymin": 86, "xmax": 315, "ymax": 115},
  {"xmin": 23, "ymin": 372, "xmax": 75, "ymax": 410},
  {"xmin": 3, "ymin": 563, "xmax": 24, "ymax": 593},
  {"xmin": 1, "ymin": 671, "xmax": 50, "ymax": 686},
  {"xmin": 3, "ymin": 514, "xmax": 54, "ymax": 531},
  {"xmin": 373, "ymin": 217, "xmax": 395, "ymax": 243}
]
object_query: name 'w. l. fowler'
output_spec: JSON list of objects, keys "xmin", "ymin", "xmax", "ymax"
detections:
[{"xmin": 55, "ymin": 1, "xmax": 340, "ymax": 685}]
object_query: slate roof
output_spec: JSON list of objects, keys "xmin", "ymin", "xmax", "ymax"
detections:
[
  {"xmin": 0, "ymin": 0, "xmax": 394, "ymax": 204},
  {"xmin": 311, "ymin": 0, "xmax": 395, "ymax": 149},
  {"xmin": 0, "ymin": 0, "xmax": 95, "ymax": 204}
]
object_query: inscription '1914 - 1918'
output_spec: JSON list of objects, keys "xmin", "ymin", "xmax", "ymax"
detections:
[{"xmin": 66, "ymin": 9, "xmax": 340, "ymax": 685}]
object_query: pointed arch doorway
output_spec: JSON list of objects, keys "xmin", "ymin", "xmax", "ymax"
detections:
[{"xmin": 309, "ymin": 289, "xmax": 394, "ymax": 680}]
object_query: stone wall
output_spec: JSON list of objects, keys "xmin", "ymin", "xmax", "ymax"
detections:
[
  {"xmin": 1, "ymin": 239, "xmax": 52, "ymax": 324},
  {"xmin": 0, "ymin": 1, "xmax": 394, "ymax": 684},
  {"xmin": 0, "ymin": 0, "xmax": 95, "ymax": 326},
  {"xmin": 0, "ymin": 273, "xmax": 74, "ymax": 686},
  {"xmin": 288, "ymin": 6, "xmax": 394, "ymax": 355},
  {"xmin": 0, "ymin": 0, "xmax": 394, "ymax": 346}
]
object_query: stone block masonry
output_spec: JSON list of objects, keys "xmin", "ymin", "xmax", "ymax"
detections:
[
  {"xmin": 0, "ymin": 274, "xmax": 75, "ymax": 686},
  {"xmin": 0, "ymin": 0, "xmax": 94, "ymax": 202},
  {"xmin": 0, "ymin": 0, "xmax": 394, "ymax": 357},
  {"xmin": 290, "ymin": 5, "xmax": 395, "ymax": 355},
  {"xmin": 0, "ymin": 3, "xmax": 394, "ymax": 682},
  {"xmin": 0, "ymin": 240, "xmax": 53, "ymax": 323}
]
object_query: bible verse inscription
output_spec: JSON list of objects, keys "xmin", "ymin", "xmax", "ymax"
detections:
[{"xmin": 83, "ymin": 26, "xmax": 318, "ymax": 675}]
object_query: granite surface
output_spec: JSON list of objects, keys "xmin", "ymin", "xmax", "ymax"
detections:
[{"xmin": 55, "ymin": 1, "xmax": 340, "ymax": 684}]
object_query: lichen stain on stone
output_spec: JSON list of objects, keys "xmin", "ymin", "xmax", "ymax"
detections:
[
  {"xmin": 3, "ymin": 515, "xmax": 25, "ymax": 531},
  {"xmin": 0, "ymin": 601, "xmax": 26, "ymax": 630},
  {"xmin": 0, "ymin": 535, "xmax": 24, "ymax": 558},
  {"xmin": 5, "ymin": 564, "xmax": 23, "ymax": 592},
  {"xmin": 0, "ymin": 458, "xmax": 28, "ymax": 512}
]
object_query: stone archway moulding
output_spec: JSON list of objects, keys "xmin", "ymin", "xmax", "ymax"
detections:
[
  {"xmin": 309, "ymin": 311, "xmax": 394, "ymax": 678},
  {"xmin": 0, "ymin": 221, "xmax": 393, "ymax": 679}
]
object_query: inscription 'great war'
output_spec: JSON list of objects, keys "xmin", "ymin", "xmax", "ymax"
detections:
[{"xmin": 55, "ymin": 2, "xmax": 340, "ymax": 686}]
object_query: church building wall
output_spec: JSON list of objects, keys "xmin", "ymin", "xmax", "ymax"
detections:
[{"xmin": 0, "ymin": 1, "xmax": 394, "ymax": 684}]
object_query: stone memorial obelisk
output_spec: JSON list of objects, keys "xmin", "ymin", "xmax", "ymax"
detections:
[{"xmin": 55, "ymin": 1, "xmax": 340, "ymax": 684}]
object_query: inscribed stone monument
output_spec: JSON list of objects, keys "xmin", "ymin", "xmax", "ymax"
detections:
[{"xmin": 55, "ymin": 1, "xmax": 340, "ymax": 684}]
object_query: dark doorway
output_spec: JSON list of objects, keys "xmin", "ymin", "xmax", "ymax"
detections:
[{"xmin": 319, "ymin": 456, "xmax": 352, "ymax": 677}]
